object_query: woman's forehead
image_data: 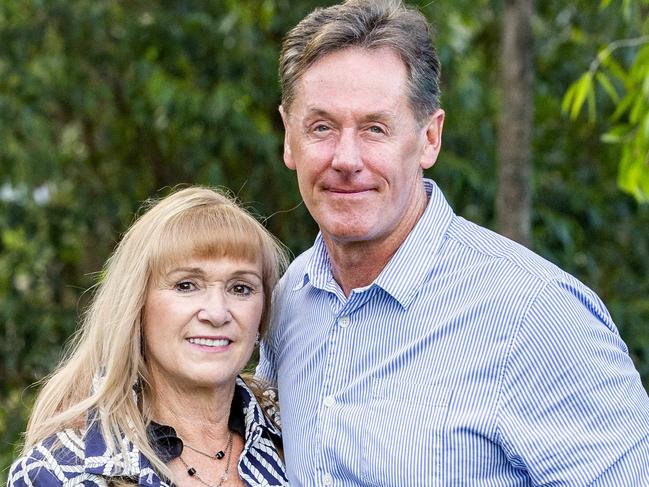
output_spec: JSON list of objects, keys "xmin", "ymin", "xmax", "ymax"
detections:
[
  {"xmin": 159, "ymin": 254, "xmax": 262, "ymax": 273},
  {"xmin": 156, "ymin": 248, "xmax": 260, "ymax": 268}
]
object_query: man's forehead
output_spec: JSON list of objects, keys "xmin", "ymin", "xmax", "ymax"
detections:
[
  {"xmin": 300, "ymin": 46, "xmax": 406, "ymax": 79},
  {"xmin": 289, "ymin": 48, "xmax": 409, "ymax": 113}
]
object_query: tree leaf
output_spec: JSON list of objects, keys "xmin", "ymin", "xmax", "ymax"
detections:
[
  {"xmin": 611, "ymin": 92, "xmax": 637, "ymax": 121},
  {"xmin": 570, "ymin": 72, "xmax": 594, "ymax": 120},
  {"xmin": 596, "ymin": 72, "xmax": 620, "ymax": 103},
  {"xmin": 600, "ymin": 56, "xmax": 630, "ymax": 85},
  {"xmin": 602, "ymin": 124, "xmax": 632, "ymax": 143}
]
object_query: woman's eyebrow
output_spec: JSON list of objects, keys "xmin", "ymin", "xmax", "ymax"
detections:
[
  {"xmin": 164, "ymin": 267, "xmax": 262, "ymax": 280},
  {"xmin": 164, "ymin": 267, "xmax": 206, "ymax": 277},
  {"xmin": 230, "ymin": 270, "xmax": 263, "ymax": 281}
]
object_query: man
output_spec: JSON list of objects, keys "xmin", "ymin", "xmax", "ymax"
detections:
[{"xmin": 257, "ymin": 0, "xmax": 649, "ymax": 485}]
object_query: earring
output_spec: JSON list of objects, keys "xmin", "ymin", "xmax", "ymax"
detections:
[{"xmin": 255, "ymin": 333, "xmax": 260, "ymax": 346}]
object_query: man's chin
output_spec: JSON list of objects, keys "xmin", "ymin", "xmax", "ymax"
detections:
[{"xmin": 321, "ymin": 225, "xmax": 379, "ymax": 246}]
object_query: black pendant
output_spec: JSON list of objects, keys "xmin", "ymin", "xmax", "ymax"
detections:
[
  {"xmin": 187, "ymin": 468, "xmax": 196, "ymax": 477},
  {"xmin": 215, "ymin": 450, "xmax": 225, "ymax": 459}
]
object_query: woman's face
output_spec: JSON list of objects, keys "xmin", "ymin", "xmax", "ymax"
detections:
[{"xmin": 143, "ymin": 256, "xmax": 264, "ymax": 392}]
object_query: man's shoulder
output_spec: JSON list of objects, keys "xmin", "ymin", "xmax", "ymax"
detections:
[
  {"xmin": 287, "ymin": 245, "xmax": 315, "ymax": 271},
  {"xmin": 446, "ymin": 216, "xmax": 612, "ymax": 320},
  {"xmin": 448, "ymin": 216, "xmax": 568, "ymax": 283},
  {"xmin": 276, "ymin": 245, "xmax": 315, "ymax": 290}
]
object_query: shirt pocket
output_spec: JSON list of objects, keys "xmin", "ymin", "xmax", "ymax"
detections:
[{"xmin": 361, "ymin": 378, "xmax": 449, "ymax": 487}]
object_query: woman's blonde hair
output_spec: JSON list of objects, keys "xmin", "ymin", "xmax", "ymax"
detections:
[{"xmin": 22, "ymin": 186, "xmax": 288, "ymax": 479}]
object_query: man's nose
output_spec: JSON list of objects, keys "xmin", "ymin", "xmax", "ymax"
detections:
[
  {"xmin": 331, "ymin": 129, "xmax": 363, "ymax": 173},
  {"xmin": 196, "ymin": 289, "xmax": 231, "ymax": 327}
]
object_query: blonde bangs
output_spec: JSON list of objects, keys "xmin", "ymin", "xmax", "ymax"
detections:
[{"xmin": 149, "ymin": 205, "xmax": 264, "ymax": 282}]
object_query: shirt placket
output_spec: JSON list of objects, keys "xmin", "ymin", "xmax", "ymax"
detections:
[{"xmin": 314, "ymin": 289, "xmax": 371, "ymax": 486}]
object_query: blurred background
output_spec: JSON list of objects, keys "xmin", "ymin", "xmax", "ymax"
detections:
[{"xmin": 1, "ymin": 0, "xmax": 648, "ymax": 479}]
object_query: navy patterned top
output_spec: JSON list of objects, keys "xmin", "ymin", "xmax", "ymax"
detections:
[{"xmin": 8, "ymin": 378, "xmax": 288, "ymax": 486}]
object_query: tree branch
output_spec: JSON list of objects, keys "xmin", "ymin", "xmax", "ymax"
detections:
[{"xmin": 590, "ymin": 35, "xmax": 649, "ymax": 73}]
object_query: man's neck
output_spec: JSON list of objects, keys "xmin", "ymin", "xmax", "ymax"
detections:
[
  {"xmin": 323, "ymin": 190, "xmax": 429, "ymax": 297},
  {"xmin": 325, "ymin": 240, "xmax": 392, "ymax": 296}
]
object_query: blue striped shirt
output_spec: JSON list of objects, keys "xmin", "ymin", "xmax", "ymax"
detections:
[{"xmin": 258, "ymin": 178, "xmax": 649, "ymax": 486}]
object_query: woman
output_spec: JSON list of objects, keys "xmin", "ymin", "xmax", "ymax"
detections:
[{"xmin": 8, "ymin": 187, "xmax": 289, "ymax": 486}]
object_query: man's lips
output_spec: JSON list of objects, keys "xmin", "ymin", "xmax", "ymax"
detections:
[{"xmin": 324, "ymin": 186, "xmax": 375, "ymax": 194}]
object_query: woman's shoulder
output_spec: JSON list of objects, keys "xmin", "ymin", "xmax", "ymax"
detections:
[
  {"xmin": 235, "ymin": 379, "xmax": 288, "ymax": 486},
  {"xmin": 8, "ymin": 429, "xmax": 106, "ymax": 487}
]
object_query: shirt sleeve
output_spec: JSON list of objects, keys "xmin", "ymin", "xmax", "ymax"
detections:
[
  {"xmin": 256, "ymin": 336, "xmax": 278, "ymax": 385},
  {"xmin": 591, "ymin": 438, "xmax": 649, "ymax": 485},
  {"xmin": 8, "ymin": 449, "xmax": 66, "ymax": 487},
  {"xmin": 256, "ymin": 275, "xmax": 289, "ymax": 385},
  {"xmin": 497, "ymin": 278, "xmax": 649, "ymax": 485}
]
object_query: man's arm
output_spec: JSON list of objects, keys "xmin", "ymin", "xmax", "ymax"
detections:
[
  {"xmin": 591, "ymin": 438, "xmax": 649, "ymax": 486},
  {"xmin": 256, "ymin": 337, "xmax": 278, "ymax": 385},
  {"xmin": 497, "ymin": 278, "xmax": 649, "ymax": 485}
]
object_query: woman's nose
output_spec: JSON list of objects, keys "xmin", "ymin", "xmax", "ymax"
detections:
[{"xmin": 196, "ymin": 290, "xmax": 231, "ymax": 327}]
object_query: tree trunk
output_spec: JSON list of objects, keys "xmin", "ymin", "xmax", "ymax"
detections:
[{"xmin": 496, "ymin": 0, "xmax": 534, "ymax": 247}]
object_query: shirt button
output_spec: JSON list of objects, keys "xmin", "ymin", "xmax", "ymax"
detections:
[
  {"xmin": 322, "ymin": 473, "xmax": 333, "ymax": 485},
  {"xmin": 323, "ymin": 395, "xmax": 335, "ymax": 407},
  {"xmin": 338, "ymin": 316, "xmax": 350, "ymax": 328}
]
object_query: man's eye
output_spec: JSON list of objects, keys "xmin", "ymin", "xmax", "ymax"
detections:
[
  {"xmin": 368, "ymin": 125, "xmax": 385, "ymax": 134},
  {"xmin": 231, "ymin": 284, "xmax": 254, "ymax": 296},
  {"xmin": 174, "ymin": 281, "xmax": 196, "ymax": 292},
  {"xmin": 313, "ymin": 124, "xmax": 330, "ymax": 133}
]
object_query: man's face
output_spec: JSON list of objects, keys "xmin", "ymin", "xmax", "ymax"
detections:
[{"xmin": 281, "ymin": 47, "xmax": 444, "ymax": 248}]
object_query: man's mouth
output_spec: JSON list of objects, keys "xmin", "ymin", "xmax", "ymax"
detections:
[{"xmin": 327, "ymin": 186, "xmax": 373, "ymax": 194}]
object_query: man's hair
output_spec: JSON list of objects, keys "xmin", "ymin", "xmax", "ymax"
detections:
[{"xmin": 279, "ymin": 0, "xmax": 441, "ymax": 124}]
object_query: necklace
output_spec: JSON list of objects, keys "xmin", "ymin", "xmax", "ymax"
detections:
[
  {"xmin": 183, "ymin": 431, "xmax": 233, "ymax": 460},
  {"xmin": 178, "ymin": 431, "xmax": 234, "ymax": 487}
]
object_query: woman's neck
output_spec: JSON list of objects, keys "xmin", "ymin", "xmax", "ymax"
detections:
[{"xmin": 149, "ymin": 378, "xmax": 236, "ymax": 444}]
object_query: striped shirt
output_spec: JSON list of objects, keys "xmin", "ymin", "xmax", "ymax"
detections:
[
  {"xmin": 258, "ymin": 178, "xmax": 649, "ymax": 486},
  {"xmin": 8, "ymin": 378, "xmax": 288, "ymax": 487}
]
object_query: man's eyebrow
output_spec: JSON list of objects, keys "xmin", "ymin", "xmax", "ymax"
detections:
[
  {"xmin": 303, "ymin": 107, "xmax": 332, "ymax": 118},
  {"xmin": 361, "ymin": 111, "xmax": 394, "ymax": 122},
  {"xmin": 302, "ymin": 108, "xmax": 395, "ymax": 121}
]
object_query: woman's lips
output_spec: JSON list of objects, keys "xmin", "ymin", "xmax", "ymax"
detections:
[{"xmin": 187, "ymin": 336, "xmax": 231, "ymax": 348}]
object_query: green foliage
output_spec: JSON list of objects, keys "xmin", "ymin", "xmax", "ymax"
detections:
[
  {"xmin": 562, "ymin": 0, "xmax": 649, "ymax": 202},
  {"xmin": 534, "ymin": 0, "xmax": 649, "ymax": 383}
]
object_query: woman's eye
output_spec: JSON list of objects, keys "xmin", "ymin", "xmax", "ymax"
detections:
[
  {"xmin": 174, "ymin": 281, "xmax": 196, "ymax": 292},
  {"xmin": 231, "ymin": 284, "xmax": 254, "ymax": 296}
]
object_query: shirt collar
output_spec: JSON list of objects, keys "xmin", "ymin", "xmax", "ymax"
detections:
[
  {"xmin": 83, "ymin": 377, "xmax": 280, "ymax": 483},
  {"xmin": 299, "ymin": 178, "xmax": 455, "ymax": 308},
  {"xmin": 297, "ymin": 232, "xmax": 335, "ymax": 292}
]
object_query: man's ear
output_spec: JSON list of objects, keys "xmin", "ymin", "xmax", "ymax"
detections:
[
  {"xmin": 420, "ymin": 109, "xmax": 445, "ymax": 170},
  {"xmin": 279, "ymin": 105, "xmax": 295, "ymax": 170}
]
